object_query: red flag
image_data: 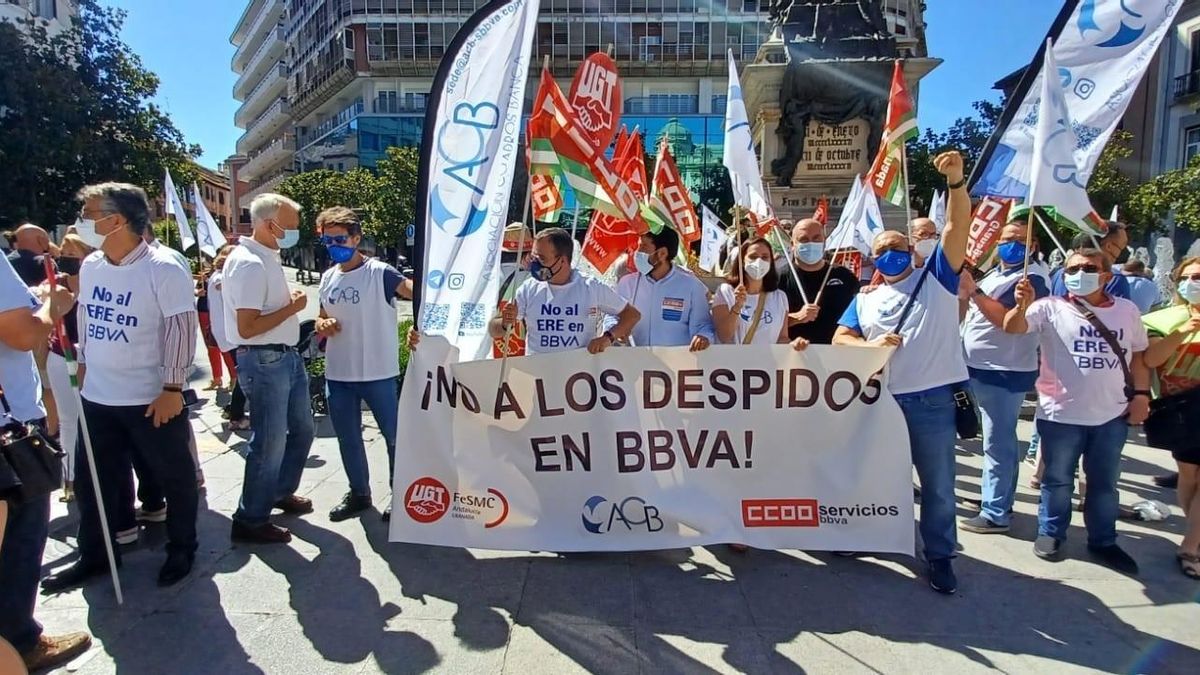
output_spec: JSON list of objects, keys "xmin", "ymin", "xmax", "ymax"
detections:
[
  {"xmin": 583, "ymin": 131, "xmax": 646, "ymax": 272},
  {"xmin": 867, "ymin": 61, "xmax": 919, "ymax": 207},
  {"xmin": 750, "ymin": 210, "xmax": 780, "ymax": 237},
  {"xmin": 569, "ymin": 53, "xmax": 622, "ymax": 153},
  {"xmin": 965, "ymin": 197, "xmax": 1013, "ymax": 266},
  {"xmin": 651, "ymin": 140, "xmax": 701, "ymax": 245},
  {"xmin": 813, "ymin": 196, "xmax": 829, "ymax": 226}
]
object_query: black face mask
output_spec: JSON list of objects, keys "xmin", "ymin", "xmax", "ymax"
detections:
[{"xmin": 56, "ymin": 257, "xmax": 81, "ymax": 275}]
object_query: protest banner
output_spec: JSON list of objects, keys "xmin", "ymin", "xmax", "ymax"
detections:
[
  {"xmin": 965, "ymin": 197, "xmax": 1012, "ymax": 266},
  {"xmin": 391, "ymin": 337, "xmax": 916, "ymax": 554}
]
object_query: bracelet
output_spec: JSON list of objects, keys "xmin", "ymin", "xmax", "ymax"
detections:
[
  {"xmin": 163, "ymin": 385, "xmax": 183, "ymax": 393},
  {"xmin": 603, "ymin": 330, "xmax": 616, "ymax": 343},
  {"xmin": 947, "ymin": 177, "xmax": 967, "ymax": 190},
  {"xmin": 1132, "ymin": 390, "xmax": 1152, "ymax": 398}
]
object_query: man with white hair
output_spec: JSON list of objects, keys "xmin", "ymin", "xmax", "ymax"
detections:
[{"xmin": 221, "ymin": 193, "xmax": 313, "ymax": 544}]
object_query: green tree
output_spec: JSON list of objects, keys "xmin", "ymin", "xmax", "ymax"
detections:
[
  {"xmin": 1086, "ymin": 129, "xmax": 1136, "ymax": 230},
  {"xmin": 907, "ymin": 99, "xmax": 1004, "ymax": 216},
  {"xmin": 0, "ymin": 0, "xmax": 200, "ymax": 230},
  {"xmin": 374, "ymin": 146, "xmax": 420, "ymax": 246},
  {"xmin": 278, "ymin": 168, "xmax": 384, "ymax": 244},
  {"xmin": 1128, "ymin": 153, "xmax": 1200, "ymax": 235}
]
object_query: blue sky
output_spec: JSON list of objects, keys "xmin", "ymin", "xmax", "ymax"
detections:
[{"xmin": 107, "ymin": 0, "xmax": 1065, "ymax": 169}]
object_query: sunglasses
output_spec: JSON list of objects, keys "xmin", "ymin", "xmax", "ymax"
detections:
[
  {"xmin": 1181, "ymin": 273, "xmax": 1200, "ymax": 282},
  {"xmin": 319, "ymin": 235, "xmax": 351, "ymax": 246},
  {"xmin": 1064, "ymin": 264, "xmax": 1101, "ymax": 274}
]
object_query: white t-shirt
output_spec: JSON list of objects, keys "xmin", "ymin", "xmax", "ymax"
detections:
[
  {"xmin": 838, "ymin": 247, "xmax": 968, "ymax": 395},
  {"xmin": 1023, "ymin": 295, "xmax": 1149, "ymax": 426},
  {"xmin": 713, "ymin": 283, "xmax": 789, "ymax": 346},
  {"xmin": 78, "ymin": 246, "xmax": 196, "ymax": 406},
  {"xmin": 514, "ymin": 271, "xmax": 628, "ymax": 354},
  {"xmin": 962, "ymin": 263, "xmax": 1051, "ymax": 374},
  {"xmin": 318, "ymin": 258, "xmax": 400, "ymax": 381},
  {"xmin": 207, "ymin": 272, "xmax": 235, "ymax": 353},
  {"xmin": 0, "ymin": 255, "xmax": 44, "ymax": 422},
  {"xmin": 222, "ymin": 236, "xmax": 298, "ymax": 347}
]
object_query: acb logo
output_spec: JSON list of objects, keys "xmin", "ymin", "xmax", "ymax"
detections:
[
  {"xmin": 405, "ymin": 477, "xmax": 450, "ymax": 524},
  {"xmin": 581, "ymin": 496, "xmax": 664, "ymax": 534}
]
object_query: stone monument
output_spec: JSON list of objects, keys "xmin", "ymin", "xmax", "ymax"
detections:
[{"xmin": 742, "ymin": 0, "xmax": 941, "ymax": 225}]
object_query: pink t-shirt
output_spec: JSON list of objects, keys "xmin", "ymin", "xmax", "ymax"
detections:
[{"xmin": 1023, "ymin": 295, "xmax": 1148, "ymax": 426}]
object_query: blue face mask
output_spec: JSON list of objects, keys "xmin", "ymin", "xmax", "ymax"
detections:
[
  {"xmin": 277, "ymin": 229, "xmax": 300, "ymax": 249},
  {"xmin": 794, "ymin": 242, "xmax": 825, "ymax": 265},
  {"xmin": 997, "ymin": 241, "xmax": 1027, "ymax": 266},
  {"xmin": 874, "ymin": 249, "xmax": 913, "ymax": 277},
  {"xmin": 528, "ymin": 257, "xmax": 559, "ymax": 282},
  {"xmin": 327, "ymin": 244, "xmax": 355, "ymax": 264}
]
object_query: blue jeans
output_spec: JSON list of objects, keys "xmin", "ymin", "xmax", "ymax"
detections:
[
  {"xmin": 234, "ymin": 348, "xmax": 315, "ymax": 526},
  {"xmin": 328, "ymin": 378, "xmax": 398, "ymax": 496},
  {"xmin": 895, "ymin": 384, "xmax": 960, "ymax": 562},
  {"xmin": 971, "ymin": 377, "xmax": 1027, "ymax": 526},
  {"xmin": 1036, "ymin": 416, "xmax": 1128, "ymax": 547},
  {"xmin": 0, "ymin": 493, "xmax": 49, "ymax": 652}
]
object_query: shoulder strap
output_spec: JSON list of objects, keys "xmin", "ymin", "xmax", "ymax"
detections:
[
  {"xmin": 1067, "ymin": 296, "xmax": 1134, "ymax": 399},
  {"xmin": 894, "ymin": 262, "xmax": 934, "ymax": 334},
  {"xmin": 742, "ymin": 293, "xmax": 769, "ymax": 344}
]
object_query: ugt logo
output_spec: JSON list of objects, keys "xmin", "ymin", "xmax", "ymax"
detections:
[
  {"xmin": 430, "ymin": 101, "xmax": 500, "ymax": 238},
  {"xmin": 581, "ymin": 496, "xmax": 664, "ymax": 534},
  {"xmin": 405, "ymin": 476, "xmax": 450, "ymax": 524}
]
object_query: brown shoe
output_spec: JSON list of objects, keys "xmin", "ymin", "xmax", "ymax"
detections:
[
  {"xmin": 274, "ymin": 495, "xmax": 314, "ymax": 515},
  {"xmin": 22, "ymin": 632, "xmax": 93, "ymax": 671},
  {"xmin": 231, "ymin": 520, "xmax": 292, "ymax": 544}
]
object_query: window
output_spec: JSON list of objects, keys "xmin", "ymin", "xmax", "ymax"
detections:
[
  {"xmin": 1185, "ymin": 127, "xmax": 1200, "ymax": 165},
  {"xmin": 1191, "ymin": 30, "xmax": 1200, "ymax": 73},
  {"xmin": 343, "ymin": 28, "xmax": 355, "ymax": 50}
]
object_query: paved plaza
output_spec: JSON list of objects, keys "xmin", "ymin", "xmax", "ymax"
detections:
[{"xmin": 29, "ymin": 277, "xmax": 1200, "ymax": 674}]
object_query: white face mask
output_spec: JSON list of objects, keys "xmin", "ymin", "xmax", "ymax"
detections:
[
  {"xmin": 913, "ymin": 238, "xmax": 937, "ymax": 259},
  {"xmin": 75, "ymin": 216, "xmax": 112, "ymax": 250},
  {"xmin": 1179, "ymin": 279, "xmax": 1200, "ymax": 304},
  {"xmin": 744, "ymin": 258, "xmax": 770, "ymax": 281},
  {"xmin": 634, "ymin": 251, "xmax": 654, "ymax": 275},
  {"xmin": 1065, "ymin": 270, "xmax": 1101, "ymax": 296}
]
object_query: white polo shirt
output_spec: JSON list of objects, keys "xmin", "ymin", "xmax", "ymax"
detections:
[{"xmin": 221, "ymin": 235, "xmax": 298, "ymax": 347}]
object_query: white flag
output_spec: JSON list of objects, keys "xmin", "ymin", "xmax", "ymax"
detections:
[
  {"xmin": 164, "ymin": 169, "xmax": 196, "ymax": 251},
  {"xmin": 722, "ymin": 51, "xmax": 770, "ymax": 218},
  {"xmin": 929, "ymin": 190, "xmax": 947, "ymax": 233},
  {"xmin": 1027, "ymin": 40, "xmax": 1104, "ymax": 236},
  {"xmin": 826, "ymin": 175, "xmax": 876, "ymax": 256},
  {"xmin": 191, "ymin": 182, "xmax": 227, "ymax": 258},
  {"xmin": 1110, "ymin": 204, "xmax": 1119, "ymax": 222},
  {"xmin": 699, "ymin": 206, "xmax": 727, "ymax": 274},
  {"xmin": 417, "ymin": 0, "xmax": 540, "ymax": 361},
  {"xmin": 973, "ymin": 0, "xmax": 1182, "ymax": 199}
]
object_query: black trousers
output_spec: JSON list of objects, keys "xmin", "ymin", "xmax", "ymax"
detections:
[
  {"xmin": 225, "ymin": 349, "xmax": 247, "ymax": 422},
  {"xmin": 74, "ymin": 399, "xmax": 197, "ymax": 565}
]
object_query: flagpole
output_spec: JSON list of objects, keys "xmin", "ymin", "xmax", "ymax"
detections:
[
  {"xmin": 1023, "ymin": 208, "xmax": 1036, "ymax": 279},
  {"xmin": 43, "ymin": 257, "xmax": 123, "ymax": 605},
  {"xmin": 814, "ymin": 188, "xmax": 859, "ymax": 305},
  {"xmin": 1033, "ymin": 209, "xmax": 1070, "ymax": 258},
  {"xmin": 900, "ymin": 141, "xmax": 915, "ymax": 236},
  {"xmin": 497, "ymin": 165, "xmax": 534, "ymax": 390}
]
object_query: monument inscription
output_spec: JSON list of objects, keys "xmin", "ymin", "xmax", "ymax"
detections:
[{"xmin": 799, "ymin": 120, "xmax": 869, "ymax": 177}]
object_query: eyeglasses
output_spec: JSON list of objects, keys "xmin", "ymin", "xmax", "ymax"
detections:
[
  {"xmin": 319, "ymin": 235, "xmax": 350, "ymax": 246},
  {"xmin": 1064, "ymin": 264, "xmax": 1101, "ymax": 274}
]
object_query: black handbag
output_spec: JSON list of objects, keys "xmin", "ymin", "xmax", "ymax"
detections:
[
  {"xmin": 893, "ymin": 260, "xmax": 980, "ymax": 440},
  {"xmin": 0, "ymin": 384, "xmax": 63, "ymax": 505},
  {"xmin": 1145, "ymin": 385, "xmax": 1200, "ymax": 451}
]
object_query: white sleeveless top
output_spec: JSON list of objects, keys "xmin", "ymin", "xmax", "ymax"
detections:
[{"xmin": 318, "ymin": 258, "xmax": 400, "ymax": 382}]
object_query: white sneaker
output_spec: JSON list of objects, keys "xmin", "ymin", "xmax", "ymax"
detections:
[
  {"xmin": 115, "ymin": 527, "xmax": 138, "ymax": 545},
  {"xmin": 135, "ymin": 506, "xmax": 167, "ymax": 523}
]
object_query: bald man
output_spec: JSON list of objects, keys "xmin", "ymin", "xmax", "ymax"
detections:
[
  {"xmin": 778, "ymin": 218, "xmax": 860, "ymax": 344},
  {"xmin": 7, "ymin": 224, "xmax": 50, "ymax": 286}
]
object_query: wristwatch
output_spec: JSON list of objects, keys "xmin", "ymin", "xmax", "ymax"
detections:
[
  {"xmin": 948, "ymin": 177, "xmax": 968, "ymax": 190},
  {"xmin": 1132, "ymin": 389, "xmax": 1152, "ymax": 399},
  {"xmin": 603, "ymin": 330, "xmax": 616, "ymax": 344}
]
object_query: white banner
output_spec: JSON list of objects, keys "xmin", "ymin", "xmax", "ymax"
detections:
[
  {"xmin": 973, "ymin": 0, "xmax": 1183, "ymax": 199},
  {"xmin": 390, "ymin": 337, "xmax": 915, "ymax": 554},
  {"xmin": 723, "ymin": 51, "xmax": 771, "ymax": 218},
  {"xmin": 699, "ymin": 205, "xmax": 726, "ymax": 274},
  {"xmin": 417, "ymin": 0, "xmax": 539, "ymax": 361}
]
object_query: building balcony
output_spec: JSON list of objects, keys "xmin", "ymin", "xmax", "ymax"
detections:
[
  {"xmin": 1174, "ymin": 70, "xmax": 1200, "ymax": 104},
  {"xmin": 231, "ymin": 0, "xmax": 283, "ymax": 71},
  {"xmin": 240, "ymin": 169, "xmax": 293, "ymax": 210},
  {"xmin": 240, "ymin": 134, "xmax": 294, "ymax": 183},
  {"xmin": 290, "ymin": 61, "xmax": 357, "ymax": 124},
  {"xmin": 236, "ymin": 97, "xmax": 290, "ymax": 155},
  {"xmin": 233, "ymin": 25, "xmax": 285, "ymax": 100},
  {"xmin": 235, "ymin": 62, "xmax": 287, "ymax": 125},
  {"xmin": 230, "ymin": 0, "xmax": 266, "ymax": 46}
]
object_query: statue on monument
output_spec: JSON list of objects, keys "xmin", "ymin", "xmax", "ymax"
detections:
[{"xmin": 768, "ymin": 0, "xmax": 896, "ymax": 186}]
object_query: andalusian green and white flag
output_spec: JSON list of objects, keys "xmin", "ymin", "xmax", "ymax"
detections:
[{"xmin": 867, "ymin": 61, "xmax": 918, "ymax": 207}]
